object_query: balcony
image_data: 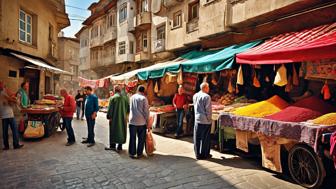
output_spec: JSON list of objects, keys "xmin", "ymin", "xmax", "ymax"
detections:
[
  {"xmin": 103, "ymin": 26, "xmax": 117, "ymax": 44},
  {"xmin": 102, "ymin": 55, "xmax": 116, "ymax": 66},
  {"xmin": 153, "ymin": 39, "xmax": 165, "ymax": 53},
  {"xmin": 163, "ymin": 0, "xmax": 184, "ymax": 8},
  {"xmin": 135, "ymin": 51, "xmax": 150, "ymax": 62},
  {"xmin": 135, "ymin": 12, "xmax": 152, "ymax": 30},
  {"xmin": 186, "ymin": 19, "xmax": 199, "ymax": 33},
  {"xmin": 90, "ymin": 37, "xmax": 103, "ymax": 48}
]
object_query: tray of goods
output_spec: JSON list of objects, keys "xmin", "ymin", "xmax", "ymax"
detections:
[
  {"xmin": 35, "ymin": 99, "xmax": 56, "ymax": 105},
  {"xmin": 22, "ymin": 105, "xmax": 58, "ymax": 114},
  {"xmin": 218, "ymin": 93, "xmax": 236, "ymax": 106},
  {"xmin": 149, "ymin": 105, "xmax": 175, "ymax": 113}
]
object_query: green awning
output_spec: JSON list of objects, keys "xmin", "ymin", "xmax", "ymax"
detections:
[
  {"xmin": 181, "ymin": 40, "xmax": 263, "ymax": 73},
  {"xmin": 137, "ymin": 49, "xmax": 224, "ymax": 80}
]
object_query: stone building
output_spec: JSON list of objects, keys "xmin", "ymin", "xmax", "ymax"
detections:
[{"xmin": 57, "ymin": 36, "xmax": 80, "ymax": 95}]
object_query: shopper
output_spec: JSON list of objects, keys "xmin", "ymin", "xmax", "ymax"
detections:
[
  {"xmin": 75, "ymin": 90, "xmax": 84, "ymax": 120},
  {"xmin": 59, "ymin": 89, "xmax": 76, "ymax": 146},
  {"xmin": 173, "ymin": 86, "xmax": 187, "ymax": 138},
  {"xmin": 128, "ymin": 85, "xmax": 149, "ymax": 159},
  {"xmin": 82, "ymin": 86, "xmax": 99, "ymax": 147},
  {"xmin": 17, "ymin": 81, "xmax": 29, "ymax": 108},
  {"xmin": 81, "ymin": 90, "xmax": 86, "ymax": 120},
  {"xmin": 105, "ymin": 85, "xmax": 129, "ymax": 152},
  {"xmin": 193, "ymin": 82, "xmax": 212, "ymax": 160},
  {"xmin": 0, "ymin": 81, "xmax": 24, "ymax": 150}
]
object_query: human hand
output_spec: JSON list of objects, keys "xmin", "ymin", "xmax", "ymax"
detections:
[{"xmin": 91, "ymin": 112, "xmax": 97, "ymax": 119}]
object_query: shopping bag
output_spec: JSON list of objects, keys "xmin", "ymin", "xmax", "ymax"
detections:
[
  {"xmin": 23, "ymin": 121, "xmax": 45, "ymax": 138},
  {"xmin": 145, "ymin": 130, "xmax": 156, "ymax": 156}
]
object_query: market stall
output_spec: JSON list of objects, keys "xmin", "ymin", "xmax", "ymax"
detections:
[
  {"xmin": 218, "ymin": 22, "xmax": 336, "ymax": 188},
  {"xmin": 21, "ymin": 95, "xmax": 63, "ymax": 138}
]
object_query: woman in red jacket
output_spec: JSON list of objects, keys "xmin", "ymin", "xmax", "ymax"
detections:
[{"xmin": 60, "ymin": 89, "xmax": 77, "ymax": 146}]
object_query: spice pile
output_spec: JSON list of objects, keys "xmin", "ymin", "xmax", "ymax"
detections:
[
  {"xmin": 311, "ymin": 113, "xmax": 336, "ymax": 126},
  {"xmin": 266, "ymin": 96, "xmax": 336, "ymax": 122},
  {"xmin": 212, "ymin": 93, "xmax": 236, "ymax": 106},
  {"xmin": 265, "ymin": 107, "xmax": 322, "ymax": 122},
  {"xmin": 233, "ymin": 95, "xmax": 289, "ymax": 118}
]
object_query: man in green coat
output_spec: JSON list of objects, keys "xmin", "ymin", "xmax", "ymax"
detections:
[{"xmin": 105, "ymin": 85, "xmax": 130, "ymax": 152}]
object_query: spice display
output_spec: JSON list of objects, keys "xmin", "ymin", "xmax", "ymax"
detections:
[
  {"xmin": 233, "ymin": 95, "xmax": 289, "ymax": 118},
  {"xmin": 310, "ymin": 113, "xmax": 336, "ymax": 126},
  {"xmin": 292, "ymin": 96, "xmax": 336, "ymax": 114},
  {"xmin": 212, "ymin": 93, "xmax": 236, "ymax": 105},
  {"xmin": 265, "ymin": 107, "xmax": 322, "ymax": 122}
]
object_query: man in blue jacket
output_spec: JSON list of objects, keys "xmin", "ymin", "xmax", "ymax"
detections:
[{"xmin": 82, "ymin": 86, "xmax": 99, "ymax": 147}]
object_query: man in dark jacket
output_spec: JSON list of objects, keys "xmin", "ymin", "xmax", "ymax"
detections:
[{"xmin": 82, "ymin": 86, "xmax": 99, "ymax": 147}]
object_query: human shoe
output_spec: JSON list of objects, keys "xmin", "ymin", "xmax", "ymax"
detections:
[
  {"xmin": 81, "ymin": 140, "xmax": 89, "ymax": 144},
  {"xmin": 3, "ymin": 146, "xmax": 9, "ymax": 150},
  {"xmin": 87, "ymin": 143, "xmax": 95, "ymax": 147},
  {"xmin": 66, "ymin": 141, "xmax": 75, "ymax": 146},
  {"xmin": 14, "ymin": 144, "xmax": 24, "ymax": 149},
  {"xmin": 129, "ymin": 155, "xmax": 137, "ymax": 159},
  {"xmin": 105, "ymin": 146, "xmax": 116, "ymax": 151}
]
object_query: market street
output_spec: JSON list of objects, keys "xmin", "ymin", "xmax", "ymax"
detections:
[{"xmin": 0, "ymin": 112, "xmax": 311, "ymax": 189}]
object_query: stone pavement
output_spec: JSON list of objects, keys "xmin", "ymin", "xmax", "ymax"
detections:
[{"xmin": 0, "ymin": 112, "xmax": 327, "ymax": 189}]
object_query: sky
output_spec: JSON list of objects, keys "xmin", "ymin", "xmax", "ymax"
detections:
[{"xmin": 62, "ymin": 0, "xmax": 98, "ymax": 38}]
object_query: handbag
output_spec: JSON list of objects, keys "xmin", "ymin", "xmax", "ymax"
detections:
[
  {"xmin": 23, "ymin": 121, "xmax": 45, "ymax": 138},
  {"xmin": 145, "ymin": 130, "xmax": 156, "ymax": 156}
]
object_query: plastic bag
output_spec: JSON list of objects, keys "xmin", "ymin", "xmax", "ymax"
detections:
[
  {"xmin": 237, "ymin": 65, "xmax": 244, "ymax": 85},
  {"xmin": 145, "ymin": 130, "xmax": 156, "ymax": 156},
  {"xmin": 23, "ymin": 121, "xmax": 45, "ymax": 138},
  {"xmin": 321, "ymin": 82, "xmax": 331, "ymax": 100},
  {"xmin": 274, "ymin": 64, "xmax": 287, "ymax": 87}
]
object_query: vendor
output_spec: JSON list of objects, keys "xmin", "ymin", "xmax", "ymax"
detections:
[
  {"xmin": 17, "ymin": 81, "xmax": 29, "ymax": 108},
  {"xmin": 173, "ymin": 86, "xmax": 187, "ymax": 138}
]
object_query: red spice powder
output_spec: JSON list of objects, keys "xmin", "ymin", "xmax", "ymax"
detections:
[
  {"xmin": 265, "ymin": 106, "xmax": 322, "ymax": 122},
  {"xmin": 292, "ymin": 96, "xmax": 336, "ymax": 114}
]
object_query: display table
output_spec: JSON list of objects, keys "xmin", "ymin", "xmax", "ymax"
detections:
[{"xmin": 21, "ymin": 106, "xmax": 61, "ymax": 138}]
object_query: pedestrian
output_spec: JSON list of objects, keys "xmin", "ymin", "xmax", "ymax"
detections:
[
  {"xmin": 17, "ymin": 81, "xmax": 29, "ymax": 108},
  {"xmin": 82, "ymin": 86, "xmax": 99, "ymax": 147},
  {"xmin": 59, "ymin": 89, "xmax": 76, "ymax": 146},
  {"xmin": 128, "ymin": 85, "xmax": 150, "ymax": 159},
  {"xmin": 75, "ymin": 90, "xmax": 84, "ymax": 120},
  {"xmin": 81, "ymin": 90, "xmax": 86, "ymax": 120},
  {"xmin": 105, "ymin": 85, "xmax": 130, "ymax": 152},
  {"xmin": 0, "ymin": 81, "xmax": 24, "ymax": 150},
  {"xmin": 193, "ymin": 82, "xmax": 212, "ymax": 160},
  {"xmin": 173, "ymin": 86, "xmax": 188, "ymax": 138}
]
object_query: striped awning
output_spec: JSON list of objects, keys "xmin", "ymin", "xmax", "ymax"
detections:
[{"xmin": 236, "ymin": 22, "xmax": 336, "ymax": 64}]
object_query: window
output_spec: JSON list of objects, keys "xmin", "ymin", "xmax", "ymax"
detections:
[
  {"xmin": 129, "ymin": 41, "xmax": 134, "ymax": 54},
  {"xmin": 189, "ymin": 1, "xmax": 199, "ymax": 21},
  {"xmin": 8, "ymin": 70, "xmax": 17, "ymax": 78},
  {"xmin": 119, "ymin": 3, "xmax": 127, "ymax": 23},
  {"xmin": 142, "ymin": 33, "xmax": 148, "ymax": 50},
  {"xmin": 80, "ymin": 39, "xmax": 88, "ymax": 47},
  {"xmin": 19, "ymin": 10, "xmax": 32, "ymax": 44},
  {"xmin": 157, "ymin": 25, "xmax": 165, "ymax": 40},
  {"xmin": 107, "ymin": 13, "xmax": 116, "ymax": 28},
  {"xmin": 119, "ymin": 41, "xmax": 126, "ymax": 55},
  {"xmin": 172, "ymin": 11, "xmax": 182, "ymax": 28},
  {"xmin": 91, "ymin": 25, "xmax": 99, "ymax": 38},
  {"xmin": 141, "ymin": 0, "xmax": 149, "ymax": 12}
]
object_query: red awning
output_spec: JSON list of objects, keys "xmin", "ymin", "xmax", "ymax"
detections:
[{"xmin": 236, "ymin": 22, "xmax": 336, "ymax": 64}]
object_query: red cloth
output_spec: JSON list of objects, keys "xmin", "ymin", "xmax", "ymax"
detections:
[
  {"xmin": 331, "ymin": 132, "xmax": 336, "ymax": 169},
  {"xmin": 236, "ymin": 22, "xmax": 336, "ymax": 64},
  {"xmin": 60, "ymin": 95, "xmax": 76, "ymax": 118},
  {"xmin": 173, "ymin": 94, "xmax": 187, "ymax": 109}
]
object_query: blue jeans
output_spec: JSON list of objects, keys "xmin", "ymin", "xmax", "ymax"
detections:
[
  {"xmin": 128, "ymin": 124, "xmax": 146, "ymax": 156},
  {"xmin": 2, "ymin": 118, "xmax": 20, "ymax": 148},
  {"xmin": 86, "ymin": 116, "xmax": 95, "ymax": 143},
  {"xmin": 193, "ymin": 123, "xmax": 211, "ymax": 158},
  {"xmin": 176, "ymin": 109, "xmax": 184, "ymax": 135},
  {"xmin": 76, "ymin": 106, "xmax": 81, "ymax": 119},
  {"xmin": 63, "ymin": 117, "xmax": 75, "ymax": 142}
]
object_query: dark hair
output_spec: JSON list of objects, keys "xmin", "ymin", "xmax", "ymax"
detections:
[
  {"xmin": 137, "ymin": 85, "xmax": 145, "ymax": 93},
  {"xmin": 21, "ymin": 81, "xmax": 28, "ymax": 88},
  {"xmin": 84, "ymin": 86, "xmax": 92, "ymax": 91}
]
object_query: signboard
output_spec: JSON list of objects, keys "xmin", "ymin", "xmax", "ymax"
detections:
[{"xmin": 305, "ymin": 58, "xmax": 336, "ymax": 80}]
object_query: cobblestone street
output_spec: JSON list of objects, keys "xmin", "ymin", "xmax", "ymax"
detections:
[{"xmin": 0, "ymin": 112, "xmax": 329, "ymax": 189}]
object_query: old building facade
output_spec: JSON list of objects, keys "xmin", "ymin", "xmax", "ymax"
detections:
[
  {"xmin": 57, "ymin": 36, "xmax": 80, "ymax": 95},
  {"xmin": 0, "ymin": 0, "xmax": 69, "ymax": 99}
]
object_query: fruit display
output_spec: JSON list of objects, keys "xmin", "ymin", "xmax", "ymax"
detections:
[
  {"xmin": 99, "ymin": 99, "xmax": 109, "ymax": 108},
  {"xmin": 212, "ymin": 93, "xmax": 236, "ymax": 106}
]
